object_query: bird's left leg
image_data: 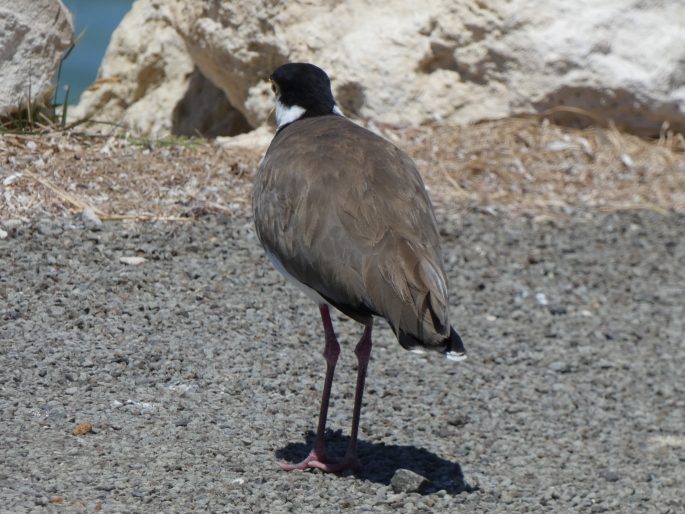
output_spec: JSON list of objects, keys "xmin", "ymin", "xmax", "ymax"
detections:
[
  {"xmin": 280, "ymin": 304, "xmax": 340, "ymax": 471},
  {"xmin": 310, "ymin": 321, "xmax": 373, "ymax": 473}
]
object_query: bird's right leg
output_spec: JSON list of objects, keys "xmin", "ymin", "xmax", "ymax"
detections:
[
  {"xmin": 308, "ymin": 322, "xmax": 372, "ymax": 473},
  {"xmin": 280, "ymin": 303, "xmax": 340, "ymax": 471}
]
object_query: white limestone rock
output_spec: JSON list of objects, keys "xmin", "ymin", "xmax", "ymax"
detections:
[
  {"xmin": 68, "ymin": 0, "xmax": 193, "ymax": 136},
  {"xmin": 493, "ymin": 0, "xmax": 685, "ymax": 135},
  {"xmin": 71, "ymin": 0, "xmax": 251, "ymax": 137},
  {"xmin": 75, "ymin": 0, "xmax": 685, "ymax": 137},
  {"xmin": 0, "ymin": 0, "xmax": 74, "ymax": 116}
]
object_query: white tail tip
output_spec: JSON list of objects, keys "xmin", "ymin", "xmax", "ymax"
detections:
[{"xmin": 445, "ymin": 351, "xmax": 467, "ymax": 362}]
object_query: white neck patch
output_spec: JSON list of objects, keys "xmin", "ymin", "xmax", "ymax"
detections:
[
  {"xmin": 274, "ymin": 98, "xmax": 345, "ymax": 128},
  {"xmin": 275, "ymin": 99, "xmax": 306, "ymax": 128}
]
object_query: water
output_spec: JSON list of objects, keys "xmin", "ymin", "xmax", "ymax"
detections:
[{"xmin": 57, "ymin": 0, "xmax": 134, "ymax": 105}]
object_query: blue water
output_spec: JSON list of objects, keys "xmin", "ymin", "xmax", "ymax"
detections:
[{"xmin": 57, "ymin": 0, "xmax": 134, "ymax": 104}]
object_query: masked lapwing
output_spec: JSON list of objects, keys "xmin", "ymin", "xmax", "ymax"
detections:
[{"xmin": 253, "ymin": 63, "xmax": 466, "ymax": 473}]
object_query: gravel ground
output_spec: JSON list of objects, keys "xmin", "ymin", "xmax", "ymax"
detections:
[{"xmin": 1, "ymin": 208, "xmax": 683, "ymax": 513}]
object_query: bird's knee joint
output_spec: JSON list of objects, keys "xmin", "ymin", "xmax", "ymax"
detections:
[{"xmin": 323, "ymin": 343, "xmax": 340, "ymax": 363}]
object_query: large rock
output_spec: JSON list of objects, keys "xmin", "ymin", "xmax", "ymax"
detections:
[
  {"xmin": 497, "ymin": 0, "xmax": 685, "ymax": 135},
  {"xmin": 76, "ymin": 0, "xmax": 685, "ymax": 137},
  {"xmin": 70, "ymin": 0, "xmax": 249, "ymax": 137},
  {"xmin": 0, "ymin": 0, "xmax": 74, "ymax": 116},
  {"xmin": 69, "ymin": 0, "xmax": 192, "ymax": 136}
]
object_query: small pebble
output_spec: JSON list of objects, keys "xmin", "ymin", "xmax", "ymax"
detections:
[
  {"xmin": 120, "ymin": 256, "xmax": 146, "ymax": 265},
  {"xmin": 82, "ymin": 207, "xmax": 103, "ymax": 231},
  {"xmin": 37, "ymin": 222, "xmax": 62, "ymax": 237},
  {"xmin": 549, "ymin": 361, "xmax": 571, "ymax": 373},
  {"xmin": 2, "ymin": 219, "xmax": 23, "ymax": 229},
  {"xmin": 620, "ymin": 153, "xmax": 634, "ymax": 169},
  {"xmin": 600, "ymin": 469, "xmax": 619, "ymax": 482},
  {"xmin": 448, "ymin": 414, "xmax": 469, "ymax": 427},
  {"xmin": 549, "ymin": 304, "xmax": 567, "ymax": 315},
  {"xmin": 2, "ymin": 173, "xmax": 22, "ymax": 186},
  {"xmin": 72, "ymin": 422, "xmax": 93, "ymax": 436},
  {"xmin": 390, "ymin": 469, "xmax": 430, "ymax": 493}
]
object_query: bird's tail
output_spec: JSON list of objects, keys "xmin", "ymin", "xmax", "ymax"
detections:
[
  {"xmin": 398, "ymin": 325, "xmax": 467, "ymax": 362},
  {"xmin": 443, "ymin": 327, "xmax": 467, "ymax": 362}
]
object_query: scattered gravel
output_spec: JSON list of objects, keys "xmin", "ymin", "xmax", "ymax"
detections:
[{"xmin": 1, "ymin": 208, "xmax": 683, "ymax": 512}]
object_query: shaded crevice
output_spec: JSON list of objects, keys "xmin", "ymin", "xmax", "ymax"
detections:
[
  {"xmin": 532, "ymin": 86, "xmax": 685, "ymax": 136},
  {"xmin": 172, "ymin": 67, "xmax": 252, "ymax": 138},
  {"xmin": 335, "ymin": 81, "xmax": 366, "ymax": 116},
  {"xmin": 417, "ymin": 42, "xmax": 508, "ymax": 85}
]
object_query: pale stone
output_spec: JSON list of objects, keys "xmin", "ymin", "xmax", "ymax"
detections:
[
  {"xmin": 75, "ymin": 0, "xmax": 685, "ymax": 137},
  {"xmin": 215, "ymin": 126, "xmax": 272, "ymax": 154},
  {"xmin": 81, "ymin": 207, "xmax": 102, "ymax": 231},
  {"xmin": 169, "ymin": 0, "xmax": 685, "ymax": 135},
  {"xmin": 497, "ymin": 0, "xmax": 685, "ymax": 135},
  {"xmin": 71, "ymin": 0, "xmax": 250, "ymax": 137},
  {"xmin": 119, "ymin": 256, "xmax": 146, "ymax": 265},
  {"xmin": 0, "ymin": 0, "xmax": 73, "ymax": 116},
  {"xmin": 69, "ymin": 0, "xmax": 193, "ymax": 136},
  {"xmin": 390, "ymin": 468, "xmax": 430, "ymax": 493}
]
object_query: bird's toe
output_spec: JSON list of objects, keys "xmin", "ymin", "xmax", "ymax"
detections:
[
  {"xmin": 279, "ymin": 449, "xmax": 331, "ymax": 472},
  {"xmin": 308, "ymin": 454, "xmax": 361, "ymax": 474}
]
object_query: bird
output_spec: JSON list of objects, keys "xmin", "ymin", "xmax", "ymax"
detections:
[{"xmin": 253, "ymin": 63, "xmax": 466, "ymax": 473}]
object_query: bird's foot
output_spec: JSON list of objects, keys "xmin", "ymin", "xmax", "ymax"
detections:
[
  {"xmin": 280, "ymin": 450, "xmax": 361, "ymax": 474},
  {"xmin": 279, "ymin": 449, "xmax": 331, "ymax": 471},
  {"xmin": 308, "ymin": 453, "xmax": 361, "ymax": 475}
]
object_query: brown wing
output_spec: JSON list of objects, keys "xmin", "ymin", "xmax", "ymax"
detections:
[{"xmin": 253, "ymin": 116, "xmax": 451, "ymax": 350}]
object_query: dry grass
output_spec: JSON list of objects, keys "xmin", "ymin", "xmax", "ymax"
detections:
[
  {"xmin": 0, "ymin": 133, "xmax": 257, "ymax": 221},
  {"xmin": 395, "ymin": 117, "xmax": 685, "ymax": 215},
  {"xmin": 1, "ymin": 117, "xmax": 684, "ymax": 221}
]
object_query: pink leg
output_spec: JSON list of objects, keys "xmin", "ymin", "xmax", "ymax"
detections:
[
  {"xmin": 280, "ymin": 304, "xmax": 340, "ymax": 471},
  {"xmin": 309, "ymin": 322, "xmax": 373, "ymax": 474}
]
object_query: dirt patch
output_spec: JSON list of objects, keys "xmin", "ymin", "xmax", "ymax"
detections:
[{"xmin": 2, "ymin": 118, "xmax": 684, "ymax": 220}]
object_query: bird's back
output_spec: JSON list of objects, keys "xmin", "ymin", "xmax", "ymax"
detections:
[{"xmin": 254, "ymin": 116, "xmax": 454, "ymax": 351}]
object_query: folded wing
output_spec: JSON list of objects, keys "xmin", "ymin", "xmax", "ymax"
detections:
[{"xmin": 254, "ymin": 116, "xmax": 453, "ymax": 351}]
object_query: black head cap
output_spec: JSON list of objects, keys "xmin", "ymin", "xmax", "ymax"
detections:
[{"xmin": 270, "ymin": 63, "xmax": 337, "ymax": 117}]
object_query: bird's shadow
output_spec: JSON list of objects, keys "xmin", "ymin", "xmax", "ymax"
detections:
[{"xmin": 275, "ymin": 430, "xmax": 478, "ymax": 495}]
